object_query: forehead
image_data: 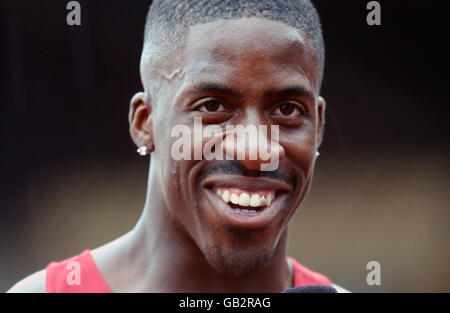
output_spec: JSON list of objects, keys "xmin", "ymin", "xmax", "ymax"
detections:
[{"xmin": 179, "ymin": 17, "xmax": 319, "ymax": 94}]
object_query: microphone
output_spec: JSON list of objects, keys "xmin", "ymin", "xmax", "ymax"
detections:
[{"xmin": 281, "ymin": 285, "xmax": 338, "ymax": 293}]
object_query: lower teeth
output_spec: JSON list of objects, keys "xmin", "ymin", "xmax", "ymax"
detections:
[{"xmin": 234, "ymin": 208, "xmax": 257, "ymax": 214}]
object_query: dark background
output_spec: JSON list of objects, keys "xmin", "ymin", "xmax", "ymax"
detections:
[{"xmin": 1, "ymin": 0, "xmax": 448, "ymax": 292}]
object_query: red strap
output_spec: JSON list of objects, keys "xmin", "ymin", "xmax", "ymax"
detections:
[
  {"xmin": 288, "ymin": 256, "xmax": 333, "ymax": 286},
  {"xmin": 46, "ymin": 250, "xmax": 111, "ymax": 293}
]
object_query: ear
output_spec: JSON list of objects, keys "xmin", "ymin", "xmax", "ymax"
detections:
[
  {"xmin": 129, "ymin": 92, "xmax": 154, "ymax": 151},
  {"xmin": 316, "ymin": 96, "xmax": 326, "ymax": 148}
]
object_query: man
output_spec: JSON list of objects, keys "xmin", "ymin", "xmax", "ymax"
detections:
[{"xmin": 9, "ymin": 0, "xmax": 348, "ymax": 292}]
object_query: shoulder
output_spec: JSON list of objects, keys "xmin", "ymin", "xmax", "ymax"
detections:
[
  {"xmin": 288, "ymin": 257, "xmax": 351, "ymax": 292},
  {"xmin": 288, "ymin": 257, "xmax": 332, "ymax": 286},
  {"xmin": 7, "ymin": 269, "xmax": 46, "ymax": 293}
]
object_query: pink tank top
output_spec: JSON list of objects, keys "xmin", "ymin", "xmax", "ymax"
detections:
[{"xmin": 46, "ymin": 250, "xmax": 331, "ymax": 292}]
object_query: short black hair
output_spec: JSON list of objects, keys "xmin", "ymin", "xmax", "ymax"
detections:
[{"xmin": 142, "ymin": 0, "xmax": 325, "ymax": 86}]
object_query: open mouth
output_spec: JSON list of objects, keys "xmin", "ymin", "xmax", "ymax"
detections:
[{"xmin": 201, "ymin": 175, "xmax": 291, "ymax": 228}]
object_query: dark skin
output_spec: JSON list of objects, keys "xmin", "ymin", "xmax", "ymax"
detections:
[{"xmin": 8, "ymin": 17, "xmax": 325, "ymax": 293}]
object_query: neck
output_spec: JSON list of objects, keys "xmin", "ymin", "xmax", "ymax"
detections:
[{"xmin": 125, "ymin": 165, "xmax": 293, "ymax": 292}]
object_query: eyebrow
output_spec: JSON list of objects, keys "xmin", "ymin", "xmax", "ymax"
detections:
[
  {"xmin": 185, "ymin": 82, "xmax": 314, "ymax": 104},
  {"xmin": 187, "ymin": 82, "xmax": 242, "ymax": 98},
  {"xmin": 264, "ymin": 85, "xmax": 315, "ymax": 104}
]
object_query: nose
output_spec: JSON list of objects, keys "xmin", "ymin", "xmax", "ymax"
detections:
[{"xmin": 221, "ymin": 122, "xmax": 285, "ymax": 171}]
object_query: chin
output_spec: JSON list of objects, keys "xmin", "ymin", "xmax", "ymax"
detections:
[{"xmin": 200, "ymin": 237, "xmax": 276, "ymax": 278}]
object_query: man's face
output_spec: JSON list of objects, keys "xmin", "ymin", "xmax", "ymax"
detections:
[{"xmin": 138, "ymin": 17, "xmax": 325, "ymax": 276}]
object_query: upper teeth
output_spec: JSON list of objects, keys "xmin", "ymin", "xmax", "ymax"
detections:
[{"xmin": 216, "ymin": 189, "xmax": 274, "ymax": 207}]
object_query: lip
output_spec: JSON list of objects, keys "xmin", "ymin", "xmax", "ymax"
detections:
[
  {"xmin": 202, "ymin": 175, "xmax": 291, "ymax": 229},
  {"xmin": 201, "ymin": 175, "xmax": 292, "ymax": 192}
]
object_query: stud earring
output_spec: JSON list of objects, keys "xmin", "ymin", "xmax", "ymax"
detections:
[
  {"xmin": 316, "ymin": 151, "xmax": 320, "ymax": 157},
  {"xmin": 137, "ymin": 146, "xmax": 149, "ymax": 156}
]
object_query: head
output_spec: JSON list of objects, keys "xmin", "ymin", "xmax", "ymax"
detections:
[{"xmin": 129, "ymin": 0, "xmax": 326, "ymax": 277}]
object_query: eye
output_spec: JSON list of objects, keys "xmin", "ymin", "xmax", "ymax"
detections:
[
  {"xmin": 196, "ymin": 101, "xmax": 229, "ymax": 113},
  {"xmin": 272, "ymin": 102, "xmax": 304, "ymax": 118}
]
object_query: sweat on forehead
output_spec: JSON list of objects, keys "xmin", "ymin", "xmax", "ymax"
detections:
[{"xmin": 140, "ymin": 0, "xmax": 325, "ymax": 88}]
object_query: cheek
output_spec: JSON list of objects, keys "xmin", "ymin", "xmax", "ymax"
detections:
[
  {"xmin": 282, "ymin": 124, "xmax": 316, "ymax": 172},
  {"xmin": 160, "ymin": 158, "xmax": 203, "ymax": 237},
  {"xmin": 151, "ymin": 125, "xmax": 187, "ymax": 213}
]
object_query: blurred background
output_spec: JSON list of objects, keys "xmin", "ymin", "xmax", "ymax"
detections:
[{"xmin": 0, "ymin": 0, "xmax": 448, "ymax": 292}]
